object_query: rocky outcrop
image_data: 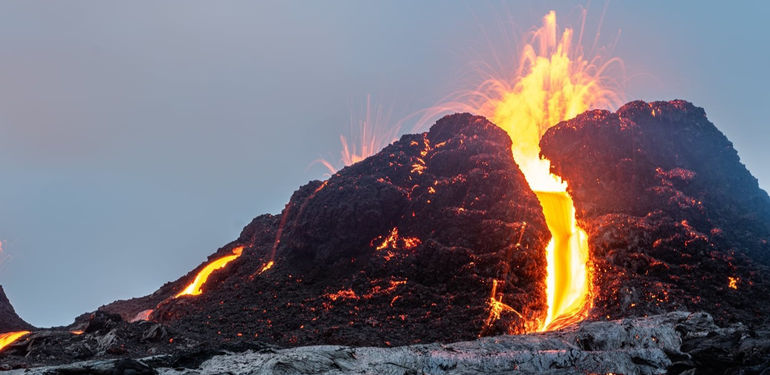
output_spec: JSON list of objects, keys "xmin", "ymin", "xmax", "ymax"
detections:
[
  {"xmin": 0, "ymin": 285, "xmax": 33, "ymax": 332},
  {"xmin": 102, "ymin": 113, "xmax": 551, "ymax": 347},
  {"xmin": 9, "ymin": 312, "xmax": 769, "ymax": 374},
  {"xmin": 541, "ymin": 100, "xmax": 770, "ymax": 326}
]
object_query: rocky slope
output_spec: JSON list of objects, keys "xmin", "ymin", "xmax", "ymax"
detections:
[{"xmin": 541, "ymin": 100, "xmax": 770, "ymax": 326}]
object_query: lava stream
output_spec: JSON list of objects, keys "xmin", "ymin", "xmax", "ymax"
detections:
[
  {"xmin": 175, "ymin": 246, "xmax": 244, "ymax": 297},
  {"xmin": 535, "ymin": 191, "xmax": 590, "ymax": 330},
  {"xmin": 0, "ymin": 331, "xmax": 30, "ymax": 352}
]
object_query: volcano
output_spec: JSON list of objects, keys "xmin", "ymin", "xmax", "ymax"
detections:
[{"xmin": 1, "ymin": 101, "xmax": 769, "ymax": 373}]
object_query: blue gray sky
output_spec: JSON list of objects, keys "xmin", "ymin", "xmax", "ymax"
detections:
[{"xmin": 1, "ymin": 1, "xmax": 768, "ymax": 327}]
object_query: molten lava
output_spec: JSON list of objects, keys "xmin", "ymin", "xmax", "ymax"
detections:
[
  {"xmin": 372, "ymin": 227, "xmax": 421, "ymax": 251},
  {"xmin": 0, "ymin": 331, "xmax": 29, "ymax": 352},
  {"xmin": 465, "ymin": 10, "xmax": 622, "ymax": 331},
  {"xmin": 176, "ymin": 246, "xmax": 244, "ymax": 297}
]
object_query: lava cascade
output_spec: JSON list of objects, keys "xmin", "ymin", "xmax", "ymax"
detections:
[{"xmin": 468, "ymin": 11, "xmax": 622, "ymax": 331}]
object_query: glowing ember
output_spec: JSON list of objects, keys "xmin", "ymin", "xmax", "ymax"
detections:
[
  {"xmin": 258, "ymin": 260, "xmax": 275, "ymax": 274},
  {"xmin": 363, "ymin": 279, "xmax": 407, "ymax": 299},
  {"xmin": 320, "ymin": 95, "xmax": 400, "ymax": 173},
  {"xmin": 402, "ymin": 236, "xmax": 421, "ymax": 250},
  {"xmin": 0, "ymin": 331, "xmax": 30, "ymax": 352},
  {"xmin": 175, "ymin": 246, "xmax": 244, "ymax": 298},
  {"xmin": 456, "ymin": 11, "xmax": 622, "ymax": 331},
  {"xmin": 372, "ymin": 227, "xmax": 422, "ymax": 251},
  {"xmin": 376, "ymin": 228, "xmax": 399, "ymax": 250},
  {"xmin": 70, "ymin": 330, "xmax": 84, "ymax": 335},
  {"xmin": 484, "ymin": 279, "xmax": 523, "ymax": 331},
  {"xmin": 728, "ymin": 276, "xmax": 739, "ymax": 290},
  {"xmin": 325, "ymin": 288, "xmax": 359, "ymax": 301},
  {"xmin": 130, "ymin": 309, "xmax": 154, "ymax": 323}
]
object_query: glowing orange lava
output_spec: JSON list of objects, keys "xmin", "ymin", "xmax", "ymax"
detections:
[
  {"xmin": 130, "ymin": 309, "xmax": 154, "ymax": 322},
  {"xmin": 176, "ymin": 246, "xmax": 244, "ymax": 297},
  {"xmin": 458, "ymin": 10, "xmax": 622, "ymax": 331},
  {"xmin": 372, "ymin": 227, "xmax": 421, "ymax": 251},
  {"xmin": 258, "ymin": 260, "xmax": 274, "ymax": 274},
  {"xmin": 0, "ymin": 331, "xmax": 30, "ymax": 352}
]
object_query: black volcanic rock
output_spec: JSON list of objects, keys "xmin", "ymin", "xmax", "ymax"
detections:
[
  {"xmin": 540, "ymin": 100, "xmax": 770, "ymax": 325},
  {"xmin": 0, "ymin": 285, "xmax": 33, "ymax": 332},
  {"xmin": 106, "ymin": 113, "xmax": 551, "ymax": 347}
]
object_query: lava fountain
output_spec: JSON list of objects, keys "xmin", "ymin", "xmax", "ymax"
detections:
[
  {"xmin": 448, "ymin": 10, "xmax": 623, "ymax": 331},
  {"xmin": 319, "ymin": 95, "xmax": 400, "ymax": 174},
  {"xmin": 488, "ymin": 11, "xmax": 622, "ymax": 331}
]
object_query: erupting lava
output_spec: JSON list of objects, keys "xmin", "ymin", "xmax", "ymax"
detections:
[
  {"xmin": 320, "ymin": 95, "xmax": 400, "ymax": 173},
  {"xmin": 0, "ymin": 331, "xmax": 29, "ymax": 352},
  {"xmin": 463, "ymin": 10, "xmax": 622, "ymax": 331},
  {"xmin": 176, "ymin": 246, "xmax": 244, "ymax": 297}
]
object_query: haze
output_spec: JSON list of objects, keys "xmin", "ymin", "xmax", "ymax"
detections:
[{"xmin": 1, "ymin": 1, "xmax": 768, "ymax": 327}]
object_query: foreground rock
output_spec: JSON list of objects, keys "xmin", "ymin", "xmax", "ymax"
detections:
[
  {"xmin": 541, "ymin": 100, "xmax": 770, "ymax": 327},
  {"xmin": 9, "ymin": 312, "xmax": 769, "ymax": 374},
  {"xmin": 95, "ymin": 113, "xmax": 550, "ymax": 348}
]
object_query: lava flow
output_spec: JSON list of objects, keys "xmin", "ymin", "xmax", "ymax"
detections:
[
  {"xmin": 175, "ymin": 246, "xmax": 244, "ymax": 297},
  {"xmin": 467, "ymin": 11, "xmax": 622, "ymax": 331},
  {"xmin": 0, "ymin": 331, "xmax": 29, "ymax": 352}
]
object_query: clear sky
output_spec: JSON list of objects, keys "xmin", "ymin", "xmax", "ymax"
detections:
[{"xmin": 1, "ymin": 1, "xmax": 768, "ymax": 327}]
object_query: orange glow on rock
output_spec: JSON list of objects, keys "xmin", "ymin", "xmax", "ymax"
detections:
[
  {"xmin": 373, "ymin": 227, "xmax": 421, "ymax": 252},
  {"xmin": 70, "ymin": 330, "xmax": 84, "ymax": 335},
  {"xmin": 175, "ymin": 246, "xmax": 244, "ymax": 298},
  {"xmin": 375, "ymin": 228, "xmax": 399, "ymax": 250},
  {"xmin": 258, "ymin": 260, "xmax": 274, "ymax": 275},
  {"xmin": 728, "ymin": 276, "xmax": 739, "ymax": 290},
  {"xmin": 130, "ymin": 309, "xmax": 154, "ymax": 323},
  {"xmin": 402, "ymin": 236, "xmax": 421, "ymax": 250},
  {"xmin": 0, "ymin": 331, "xmax": 30, "ymax": 352},
  {"xmin": 325, "ymin": 288, "xmax": 359, "ymax": 302},
  {"xmin": 484, "ymin": 279, "xmax": 523, "ymax": 331}
]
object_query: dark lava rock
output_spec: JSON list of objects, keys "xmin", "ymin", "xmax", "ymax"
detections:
[
  {"xmin": 103, "ymin": 113, "xmax": 551, "ymax": 347},
  {"xmin": 8, "ymin": 312, "xmax": 770, "ymax": 374},
  {"xmin": 0, "ymin": 285, "xmax": 33, "ymax": 332},
  {"xmin": 540, "ymin": 100, "xmax": 770, "ymax": 326}
]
